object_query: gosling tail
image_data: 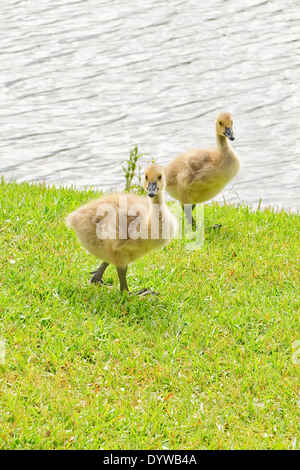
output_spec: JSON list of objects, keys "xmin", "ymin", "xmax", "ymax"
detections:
[{"xmin": 65, "ymin": 212, "xmax": 76, "ymax": 229}]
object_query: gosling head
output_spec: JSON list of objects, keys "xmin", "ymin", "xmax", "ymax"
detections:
[
  {"xmin": 144, "ymin": 164, "xmax": 165, "ymax": 198},
  {"xmin": 215, "ymin": 112, "xmax": 235, "ymax": 141}
]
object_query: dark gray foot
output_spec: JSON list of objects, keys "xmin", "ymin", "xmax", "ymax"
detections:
[
  {"xmin": 90, "ymin": 271, "xmax": 104, "ymax": 284},
  {"xmin": 89, "ymin": 261, "xmax": 109, "ymax": 284},
  {"xmin": 132, "ymin": 288, "xmax": 159, "ymax": 296}
]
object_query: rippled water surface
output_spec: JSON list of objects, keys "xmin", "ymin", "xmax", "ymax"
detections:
[{"xmin": 1, "ymin": 0, "xmax": 299, "ymax": 209}]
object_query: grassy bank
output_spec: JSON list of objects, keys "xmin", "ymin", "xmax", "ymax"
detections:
[{"xmin": 0, "ymin": 178, "xmax": 299, "ymax": 450}]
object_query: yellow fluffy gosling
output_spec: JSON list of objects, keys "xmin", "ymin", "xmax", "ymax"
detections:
[
  {"xmin": 164, "ymin": 112, "xmax": 240, "ymax": 225},
  {"xmin": 66, "ymin": 164, "xmax": 177, "ymax": 294}
]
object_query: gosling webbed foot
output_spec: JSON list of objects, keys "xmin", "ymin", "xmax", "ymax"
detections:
[
  {"xmin": 132, "ymin": 288, "xmax": 159, "ymax": 296},
  {"xmin": 89, "ymin": 275, "xmax": 113, "ymax": 286},
  {"xmin": 89, "ymin": 261, "xmax": 109, "ymax": 285},
  {"xmin": 89, "ymin": 271, "xmax": 104, "ymax": 284}
]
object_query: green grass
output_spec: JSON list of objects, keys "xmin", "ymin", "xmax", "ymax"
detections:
[{"xmin": 0, "ymin": 178, "xmax": 299, "ymax": 450}]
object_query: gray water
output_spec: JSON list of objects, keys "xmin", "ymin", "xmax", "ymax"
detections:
[{"xmin": 1, "ymin": 0, "xmax": 300, "ymax": 210}]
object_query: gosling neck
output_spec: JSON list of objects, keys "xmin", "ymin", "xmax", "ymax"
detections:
[
  {"xmin": 216, "ymin": 131, "xmax": 231, "ymax": 152},
  {"xmin": 149, "ymin": 191, "xmax": 165, "ymax": 211}
]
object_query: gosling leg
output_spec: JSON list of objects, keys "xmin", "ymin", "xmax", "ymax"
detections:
[
  {"xmin": 191, "ymin": 204, "xmax": 196, "ymax": 229},
  {"xmin": 182, "ymin": 204, "xmax": 196, "ymax": 229},
  {"xmin": 90, "ymin": 261, "xmax": 109, "ymax": 284},
  {"xmin": 117, "ymin": 267, "xmax": 158, "ymax": 295},
  {"xmin": 116, "ymin": 266, "xmax": 129, "ymax": 292}
]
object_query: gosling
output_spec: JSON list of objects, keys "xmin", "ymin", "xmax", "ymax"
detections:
[
  {"xmin": 164, "ymin": 112, "xmax": 240, "ymax": 226},
  {"xmin": 65, "ymin": 164, "xmax": 177, "ymax": 294}
]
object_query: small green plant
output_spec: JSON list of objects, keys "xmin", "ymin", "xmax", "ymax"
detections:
[{"xmin": 121, "ymin": 146, "xmax": 144, "ymax": 191}]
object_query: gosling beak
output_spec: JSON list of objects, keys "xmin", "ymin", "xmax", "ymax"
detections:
[
  {"xmin": 147, "ymin": 181, "xmax": 158, "ymax": 198},
  {"xmin": 224, "ymin": 127, "xmax": 235, "ymax": 141}
]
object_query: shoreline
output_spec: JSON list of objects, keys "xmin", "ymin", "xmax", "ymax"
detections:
[{"xmin": 1, "ymin": 176, "xmax": 299, "ymax": 215}]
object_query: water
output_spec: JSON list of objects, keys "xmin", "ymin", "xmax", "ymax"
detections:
[{"xmin": 1, "ymin": 0, "xmax": 299, "ymax": 210}]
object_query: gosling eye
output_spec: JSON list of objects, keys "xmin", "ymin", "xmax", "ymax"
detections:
[
  {"xmin": 219, "ymin": 121, "xmax": 222, "ymax": 126},
  {"xmin": 158, "ymin": 175, "xmax": 162, "ymax": 180},
  {"xmin": 145, "ymin": 175, "xmax": 148, "ymax": 180}
]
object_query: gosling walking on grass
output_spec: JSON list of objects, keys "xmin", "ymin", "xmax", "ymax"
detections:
[{"xmin": 66, "ymin": 164, "xmax": 177, "ymax": 294}]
